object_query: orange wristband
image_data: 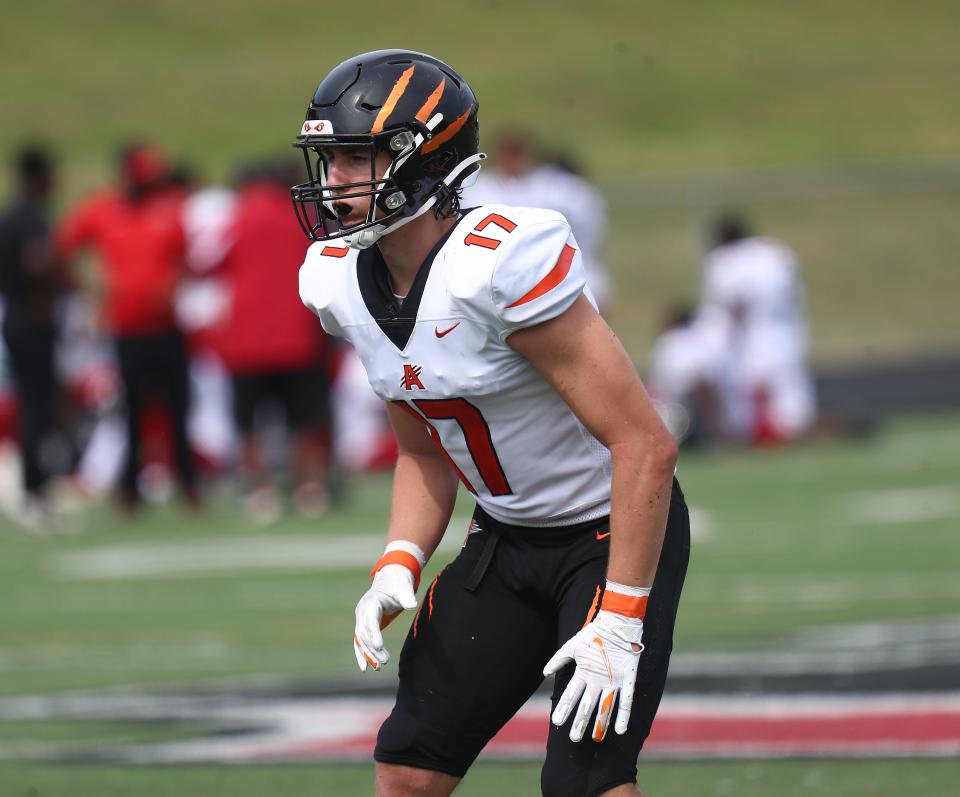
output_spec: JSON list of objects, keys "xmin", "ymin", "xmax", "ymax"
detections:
[
  {"xmin": 371, "ymin": 551, "xmax": 422, "ymax": 592},
  {"xmin": 600, "ymin": 590, "xmax": 648, "ymax": 619}
]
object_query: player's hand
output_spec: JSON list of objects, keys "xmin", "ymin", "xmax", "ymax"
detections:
[
  {"xmin": 543, "ymin": 583, "xmax": 649, "ymax": 743},
  {"xmin": 353, "ymin": 543, "xmax": 424, "ymax": 672}
]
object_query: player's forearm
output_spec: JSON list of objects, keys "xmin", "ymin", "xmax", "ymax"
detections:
[
  {"xmin": 385, "ymin": 450, "xmax": 459, "ymax": 562},
  {"xmin": 604, "ymin": 433, "xmax": 677, "ymax": 587}
]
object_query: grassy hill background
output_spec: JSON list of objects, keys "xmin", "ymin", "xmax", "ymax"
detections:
[
  {"xmin": 2, "ymin": 0, "xmax": 958, "ymax": 361},
  {"xmin": 2, "ymin": 9, "xmax": 960, "ymax": 791}
]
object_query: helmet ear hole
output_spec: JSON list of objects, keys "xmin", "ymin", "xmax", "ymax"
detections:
[{"xmin": 423, "ymin": 150, "xmax": 456, "ymax": 178}]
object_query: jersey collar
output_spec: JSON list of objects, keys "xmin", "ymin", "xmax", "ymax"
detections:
[{"xmin": 356, "ymin": 214, "xmax": 471, "ymax": 351}]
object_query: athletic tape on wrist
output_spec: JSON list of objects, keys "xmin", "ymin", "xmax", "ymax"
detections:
[
  {"xmin": 600, "ymin": 580, "xmax": 650, "ymax": 619},
  {"xmin": 371, "ymin": 551, "xmax": 422, "ymax": 592},
  {"xmin": 384, "ymin": 539, "xmax": 427, "ymax": 568}
]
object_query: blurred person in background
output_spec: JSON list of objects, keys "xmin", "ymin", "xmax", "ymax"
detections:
[
  {"xmin": 647, "ymin": 303, "xmax": 730, "ymax": 448},
  {"xmin": 55, "ymin": 143, "xmax": 199, "ymax": 509},
  {"xmin": 330, "ymin": 344, "xmax": 398, "ymax": 474},
  {"xmin": 0, "ymin": 145, "xmax": 70, "ymax": 526},
  {"xmin": 698, "ymin": 214, "xmax": 816, "ymax": 445},
  {"xmin": 214, "ymin": 159, "xmax": 333, "ymax": 522},
  {"xmin": 462, "ymin": 128, "xmax": 614, "ymax": 312},
  {"xmin": 169, "ymin": 163, "xmax": 237, "ymax": 476}
]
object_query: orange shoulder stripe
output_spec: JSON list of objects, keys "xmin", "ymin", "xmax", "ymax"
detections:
[
  {"xmin": 371, "ymin": 65, "xmax": 416, "ymax": 134},
  {"xmin": 506, "ymin": 244, "xmax": 576, "ymax": 308}
]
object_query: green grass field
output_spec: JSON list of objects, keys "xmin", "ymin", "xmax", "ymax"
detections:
[
  {"xmin": 2, "ymin": 412, "xmax": 958, "ymax": 696},
  {"xmin": 1, "ymin": 412, "xmax": 959, "ymax": 794},
  {"xmin": 3, "ymin": 1, "xmax": 959, "ymax": 361},
  {"xmin": 3, "ymin": 759, "xmax": 960, "ymax": 797},
  {"xmin": 2, "ymin": 3, "xmax": 960, "ymax": 793}
]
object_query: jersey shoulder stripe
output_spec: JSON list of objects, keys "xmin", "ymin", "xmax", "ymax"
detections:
[
  {"xmin": 505, "ymin": 243, "xmax": 576, "ymax": 308},
  {"xmin": 445, "ymin": 204, "xmax": 588, "ymax": 336}
]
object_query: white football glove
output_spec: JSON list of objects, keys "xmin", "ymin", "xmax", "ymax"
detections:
[
  {"xmin": 353, "ymin": 541, "xmax": 425, "ymax": 672},
  {"xmin": 543, "ymin": 582, "xmax": 649, "ymax": 743}
]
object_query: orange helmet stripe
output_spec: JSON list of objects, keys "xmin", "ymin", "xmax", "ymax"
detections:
[
  {"xmin": 371, "ymin": 65, "xmax": 416, "ymax": 134},
  {"xmin": 415, "ymin": 78, "xmax": 446, "ymax": 124},
  {"xmin": 421, "ymin": 106, "xmax": 473, "ymax": 154}
]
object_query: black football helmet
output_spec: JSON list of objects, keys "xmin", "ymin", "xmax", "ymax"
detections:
[{"xmin": 291, "ymin": 49, "xmax": 484, "ymax": 249}]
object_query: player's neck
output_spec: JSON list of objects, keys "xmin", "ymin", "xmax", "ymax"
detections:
[{"xmin": 377, "ymin": 211, "xmax": 458, "ymax": 297}]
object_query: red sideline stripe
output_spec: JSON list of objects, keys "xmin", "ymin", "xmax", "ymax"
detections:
[
  {"xmin": 247, "ymin": 704, "xmax": 960, "ymax": 762},
  {"xmin": 646, "ymin": 711, "xmax": 960, "ymax": 746}
]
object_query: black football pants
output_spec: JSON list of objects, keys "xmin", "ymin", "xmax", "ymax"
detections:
[
  {"xmin": 2, "ymin": 312, "xmax": 57, "ymax": 496},
  {"xmin": 114, "ymin": 330, "xmax": 196, "ymax": 499},
  {"xmin": 375, "ymin": 479, "xmax": 691, "ymax": 797}
]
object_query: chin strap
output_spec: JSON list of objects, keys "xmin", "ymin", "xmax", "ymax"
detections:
[{"xmin": 343, "ymin": 152, "xmax": 487, "ymax": 250}]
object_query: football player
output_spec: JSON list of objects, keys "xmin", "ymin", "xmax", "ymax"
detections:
[{"xmin": 294, "ymin": 50, "xmax": 689, "ymax": 797}]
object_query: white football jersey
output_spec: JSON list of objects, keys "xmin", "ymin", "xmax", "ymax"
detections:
[
  {"xmin": 463, "ymin": 168, "xmax": 613, "ymax": 309},
  {"xmin": 300, "ymin": 205, "xmax": 612, "ymax": 526}
]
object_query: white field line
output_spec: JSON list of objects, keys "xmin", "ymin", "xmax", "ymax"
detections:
[
  {"xmin": 51, "ymin": 478, "xmax": 960, "ymax": 584},
  {"xmin": 840, "ymin": 485, "xmax": 960, "ymax": 525},
  {"xmin": 52, "ymin": 507, "xmax": 716, "ymax": 581},
  {"xmin": 0, "ymin": 635, "xmax": 234, "ymax": 673},
  {"xmin": 671, "ymin": 614, "xmax": 960, "ymax": 677},
  {"xmin": 52, "ymin": 522, "xmax": 471, "ymax": 580},
  {"xmin": 794, "ymin": 614, "xmax": 960, "ymax": 650}
]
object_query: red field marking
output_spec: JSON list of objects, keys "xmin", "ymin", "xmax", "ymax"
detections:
[{"xmin": 241, "ymin": 694, "xmax": 960, "ymax": 763}]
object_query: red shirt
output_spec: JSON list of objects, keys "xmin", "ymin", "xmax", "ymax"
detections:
[
  {"xmin": 56, "ymin": 189, "xmax": 185, "ymax": 335},
  {"xmin": 214, "ymin": 183, "xmax": 324, "ymax": 374}
]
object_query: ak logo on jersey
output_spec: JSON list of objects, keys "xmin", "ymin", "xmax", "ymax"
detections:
[{"xmin": 400, "ymin": 364, "xmax": 426, "ymax": 391}]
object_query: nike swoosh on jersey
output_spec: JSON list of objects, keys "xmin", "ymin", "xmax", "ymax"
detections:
[
  {"xmin": 595, "ymin": 530, "xmax": 611, "ymax": 540},
  {"xmin": 435, "ymin": 322, "xmax": 461, "ymax": 338}
]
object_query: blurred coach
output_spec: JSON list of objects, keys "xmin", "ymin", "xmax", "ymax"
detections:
[
  {"xmin": 214, "ymin": 161, "xmax": 332, "ymax": 519},
  {"xmin": 56, "ymin": 144, "xmax": 198, "ymax": 508},
  {"xmin": 0, "ymin": 146, "xmax": 67, "ymax": 523}
]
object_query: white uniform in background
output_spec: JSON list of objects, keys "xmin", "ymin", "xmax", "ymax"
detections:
[
  {"xmin": 647, "ymin": 316, "xmax": 733, "ymax": 437},
  {"xmin": 182, "ymin": 187, "xmax": 237, "ymax": 274},
  {"xmin": 700, "ymin": 236, "xmax": 816, "ymax": 439},
  {"xmin": 300, "ymin": 205, "xmax": 610, "ymax": 526},
  {"xmin": 178, "ymin": 186, "xmax": 238, "ymax": 469},
  {"xmin": 463, "ymin": 167, "xmax": 613, "ymax": 311},
  {"xmin": 331, "ymin": 346, "xmax": 394, "ymax": 473}
]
